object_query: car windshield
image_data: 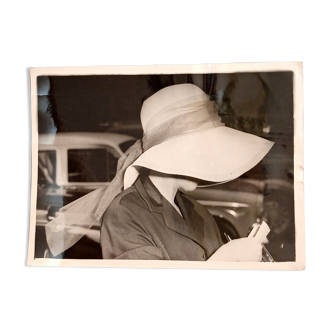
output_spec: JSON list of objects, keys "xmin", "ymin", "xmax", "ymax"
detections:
[{"xmin": 119, "ymin": 140, "xmax": 136, "ymax": 153}]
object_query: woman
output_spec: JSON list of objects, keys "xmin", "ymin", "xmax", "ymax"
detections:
[{"xmin": 46, "ymin": 84, "xmax": 274, "ymax": 261}]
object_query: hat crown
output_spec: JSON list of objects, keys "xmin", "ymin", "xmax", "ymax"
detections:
[{"xmin": 141, "ymin": 84, "xmax": 207, "ymax": 133}]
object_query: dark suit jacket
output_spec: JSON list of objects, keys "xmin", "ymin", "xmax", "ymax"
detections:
[{"xmin": 100, "ymin": 175, "xmax": 223, "ymax": 260}]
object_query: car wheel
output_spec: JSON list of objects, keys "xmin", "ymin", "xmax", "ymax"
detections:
[
  {"xmin": 263, "ymin": 188, "xmax": 294, "ymax": 237},
  {"xmin": 213, "ymin": 217, "xmax": 240, "ymax": 243}
]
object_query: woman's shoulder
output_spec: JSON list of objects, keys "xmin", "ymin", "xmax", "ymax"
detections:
[{"xmin": 104, "ymin": 184, "xmax": 148, "ymax": 216}]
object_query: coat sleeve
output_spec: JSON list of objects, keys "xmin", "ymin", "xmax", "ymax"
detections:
[{"xmin": 100, "ymin": 203, "xmax": 165, "ymax": 260}]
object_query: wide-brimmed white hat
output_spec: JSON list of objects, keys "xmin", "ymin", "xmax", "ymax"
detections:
[{"xmin": 124, "ymin": 83, "xmax": 274, "ymax": 189}]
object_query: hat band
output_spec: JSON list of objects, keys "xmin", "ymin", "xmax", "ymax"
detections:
[{"xmin": 142, "ymin": 100, "xmax": 224, "ymax": 151}]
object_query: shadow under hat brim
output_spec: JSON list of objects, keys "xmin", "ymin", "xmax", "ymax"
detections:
[{"xmin": 124, "ymin": 127, "xmax": 274, "ymax": 189}]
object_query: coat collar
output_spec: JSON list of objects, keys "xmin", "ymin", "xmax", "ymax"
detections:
[
  {"xmin": 134, "ymin": 174, "xmax": 164, "ymax": 214},
  {"xmin": 134, "ymin": 175, "xmax": 206, "ymax": 250}
]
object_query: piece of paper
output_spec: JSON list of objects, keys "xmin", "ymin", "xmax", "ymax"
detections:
[{"xmin": 254, "ymin": 222, "xmax": 271, "ymax": 244}]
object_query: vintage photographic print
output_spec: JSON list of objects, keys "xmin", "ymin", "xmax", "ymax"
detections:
[{"xmin": 27, "ymin": 63, "xmax": 304, "ymax": 269}]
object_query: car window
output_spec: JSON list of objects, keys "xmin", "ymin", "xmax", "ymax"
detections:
[
  {"xmin": 38, "ymin": 150, "xmax": 56, "ymax": 187},
  {"xmin": 119, "ymin": 140, "xmax": 136, "ymax": 153},
  {"xmin": 68, "ymin": 148, "xmax": 119, "ymax": 183}
]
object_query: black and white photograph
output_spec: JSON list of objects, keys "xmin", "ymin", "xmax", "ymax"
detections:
[{"xmin": 28, "ymin": 63, "xmax": 304, "ymax": 269}]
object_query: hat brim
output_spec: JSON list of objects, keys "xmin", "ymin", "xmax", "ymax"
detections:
[{"xmin": 124, "ymin": 127, "xmax": 274, "ymax": 189}]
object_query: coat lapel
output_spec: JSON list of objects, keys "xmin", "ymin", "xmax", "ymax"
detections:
[
  {"xmin": 135, "ymin": 174, "xmax": 208, "ymax": 252},
  {"xmin": 162, "ymin": 192, "xmax": 206, "ymax": 250}
]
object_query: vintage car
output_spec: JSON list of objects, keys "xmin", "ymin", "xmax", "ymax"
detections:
[{"xmin": 35, "ymin": 132, "xmax": 268, "ymax": 259}]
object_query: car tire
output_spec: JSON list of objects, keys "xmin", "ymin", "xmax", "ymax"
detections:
[{"xmin": 213, "ymin": 217, "xmax": 240, "ymax": 243}]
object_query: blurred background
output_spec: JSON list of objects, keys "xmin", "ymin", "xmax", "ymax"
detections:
[{"xmin": 36, "ymin": 72, "xmax": 294, "ymax": 261}]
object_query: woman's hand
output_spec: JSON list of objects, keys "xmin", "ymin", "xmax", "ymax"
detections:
[{"xmin": 208, "ymin": 238, "xmax": 262, "ymax": 262}]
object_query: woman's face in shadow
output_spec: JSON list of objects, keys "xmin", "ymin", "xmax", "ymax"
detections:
[
  {"xmin": 177, "ymin": 176, "xmax": 199, "ymax": 192},
  {"xmin": 145, "ymin": 169, "xmax": 199, "ymax": 192}
]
